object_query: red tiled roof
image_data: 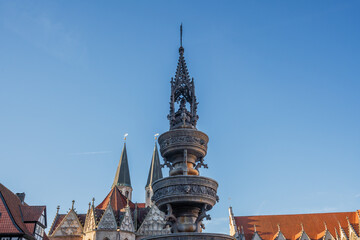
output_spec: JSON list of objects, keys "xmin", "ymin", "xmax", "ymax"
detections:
[
  {"xmin": 0, "ymin": 192, "xmax": 21, "ymax": 234},
  {"xmin": 96, "ymin": 186, "xmax": 135, "ymax": 211},
  {"xmin": 234, "ymin": 211, "xmax": 358, "ymax": 240},
  {"xmin": 21, "ymin": 205, "xmax": 45, "ymax": 222},
  {"xmin": 43, "ymin": 233, "xmax": 50, "ymax": 240},
  {"xmin": 25, "ymin": 223, "xmax": 36, "ymax": 234},
  {"xmin": 136, "ymin": 203, "xmax": 146, "ymax": 208},
  {"xmin": 0, "ymin": 183, "xmax": 35, "ymax": 238}
]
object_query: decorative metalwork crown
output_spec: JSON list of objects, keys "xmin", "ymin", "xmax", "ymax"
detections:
[{"xmin": 167, "ymin": 45, "xmax": 199, "ymax": 130}]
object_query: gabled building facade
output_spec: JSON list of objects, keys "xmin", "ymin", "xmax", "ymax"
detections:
[
  {"xmin": 48, "ymin": 143, "xmax": 170, "ymax": 240},
  {"xmin": 0, "ymin": 183, "xmax": 47, "ymax": 240},
  {"xmin": 229, "ymin": 207, "xmax": 360, "ymax": 240}
]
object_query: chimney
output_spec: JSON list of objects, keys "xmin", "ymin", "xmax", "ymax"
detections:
[{"xmin": 16, "ymin": 192, "xmax": 25, "ymax": 204}]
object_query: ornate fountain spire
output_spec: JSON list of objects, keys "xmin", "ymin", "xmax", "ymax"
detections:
[
  {"xmin": 168, "ymin": 25, "xmax": 198, "ymax": 130},
  {"xmin": 151, "ymin": 25, "xmax": 219, "ymax": 236}
]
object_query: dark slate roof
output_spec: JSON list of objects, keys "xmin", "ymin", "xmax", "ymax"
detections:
[
  {"xmin": 145, "ymin": 143, "xmax": 163, "ymax": 188},
  {"xmin": 112, "ymin": 143, "xmax": 131, "ymax": 188}
]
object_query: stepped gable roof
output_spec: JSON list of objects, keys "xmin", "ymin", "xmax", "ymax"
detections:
[
  {"xmin": 0, "ymin": 183, "xmax": 46, "ymax": 239},
  {"xmin": 234, "ymin": 211, "xmax": 358, "ymax": 240},
  {"xmin": 112, "ymin": 143, "xmax": 132, "ymax": 188},
  {"xmin": 146, "ymin": 143, "xmax": 163, "ymax": 188},
  {"xmin": 96, "ymin": 186, "xmax": 135, "ymax": 211},
  {"xmin": 48, "ymin": 211, "xmax": 85, "ymax": 236},
  {"xmin": 48, "ymin": 214, "xmax": 65, "ymax": 235}
]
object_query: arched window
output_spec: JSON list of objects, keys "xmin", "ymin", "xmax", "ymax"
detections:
[{"xmin": 104, "ymin": 237, "xmax": 110, "ymax": 240}]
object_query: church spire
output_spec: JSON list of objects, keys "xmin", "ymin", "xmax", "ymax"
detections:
[
  {"xmin": 145, "ymin": 142, "xmax": 163, "ymax": 188},
  {"xmin": 112, "ymin": 141, "xmax": 132, "ymax": 200},
  {"xmin": 167, "ymin": 24, "xmax": 198, "ymax": 130},
  {"xmin": 145, "ymin": 135, "xmax": 163, "ymax": 207}
]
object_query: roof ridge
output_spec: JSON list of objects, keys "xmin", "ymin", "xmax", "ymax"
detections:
[{"xmin": 235, "ymin": 211, "xmax": 355, "ymax": 218}]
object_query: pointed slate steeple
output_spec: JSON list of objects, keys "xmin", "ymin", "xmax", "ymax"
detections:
[
  {"xmin": 112, "ymin": 143, "xmax": 132, "ymax": 189},
  {"xmin": 145, "ymin": 143, "xmax": 163, "ymax": 188},
  {"xmin": 145, "ymin": 142, "xmax": 163, "ymax": 207}
]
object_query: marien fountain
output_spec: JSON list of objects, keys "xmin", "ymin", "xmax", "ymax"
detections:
[{"xmin": 144, "ymin": 26, "xmax": 235, "ymax": 240}]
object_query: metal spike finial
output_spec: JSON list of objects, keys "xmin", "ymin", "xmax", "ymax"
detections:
[
  {"xmin": 124, "ymin": 133, "xmax": 128, "ymax": 141},
  {"xmin": 71, "ymin": 200, "xmax": 75, "ymax": 210},
  {"xmin": 92, "ymin": 197, "xmax": 95, "ymax": 207},
  {"xmin": 88, "ymin": 202, "xmax": 91, "ymax": 210},
  {"xmin": 180, "ymin": 23, "xmax": 183, "ymax": 47},
  {"xmin": 154, "ymin": 133, "xmax": 159, "ymax": 141},
  {"xmin": 56, "ymin": 205, "xmax": 60, "ymax": 214}
]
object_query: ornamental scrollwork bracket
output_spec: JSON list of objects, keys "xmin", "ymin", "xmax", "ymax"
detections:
[
  {"xmin": 160, "ymin": 158, "xmax": 174, "ymax": 170},
  {"xmin": 195, "ymin": 157, "xmax": 208, "ymax": 170},
  {"xmin": 164, "ymin": 204, "xmax": 178, "ymax": 233},
  {"xmin": 195, "ymin": 204, "xmax": 211, "ymax": 231}
]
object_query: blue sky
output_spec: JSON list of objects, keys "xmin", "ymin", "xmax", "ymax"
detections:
[{"xmin": 1, "ymin": 0, "xmax": 359, "ymax": 234}]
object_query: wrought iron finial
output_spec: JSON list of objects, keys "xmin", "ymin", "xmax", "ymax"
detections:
[
  {"xmin": 124, "ymin": 133, "xmax": 128, "ymax": 141},
  {"xmin": 56, "ymin": 205, "xmax": 60, "ymax": 214},
  {"xmin": 154, "ymin": 133, "xmax": 159, "ymax": 141},
  {"xmin": 180, "ymin": 23, "xmax": 183, "ymax": 47},
  {"xmin": 71, "ymin": 200, "xmax": 75, "ymax": 210},
  {"xmin": 92, "ymin": 197, "xmax": 95, "ymax": 207}
]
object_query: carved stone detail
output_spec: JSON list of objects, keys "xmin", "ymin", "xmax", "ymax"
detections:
[{"xmin": 153, "ymin": 184, "xmax": 217, "ymax": 202}]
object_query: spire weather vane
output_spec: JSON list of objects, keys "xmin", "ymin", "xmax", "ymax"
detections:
[{"xmin": 154, "ymin": 133, "xmax": 159, "ymax": 140}]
